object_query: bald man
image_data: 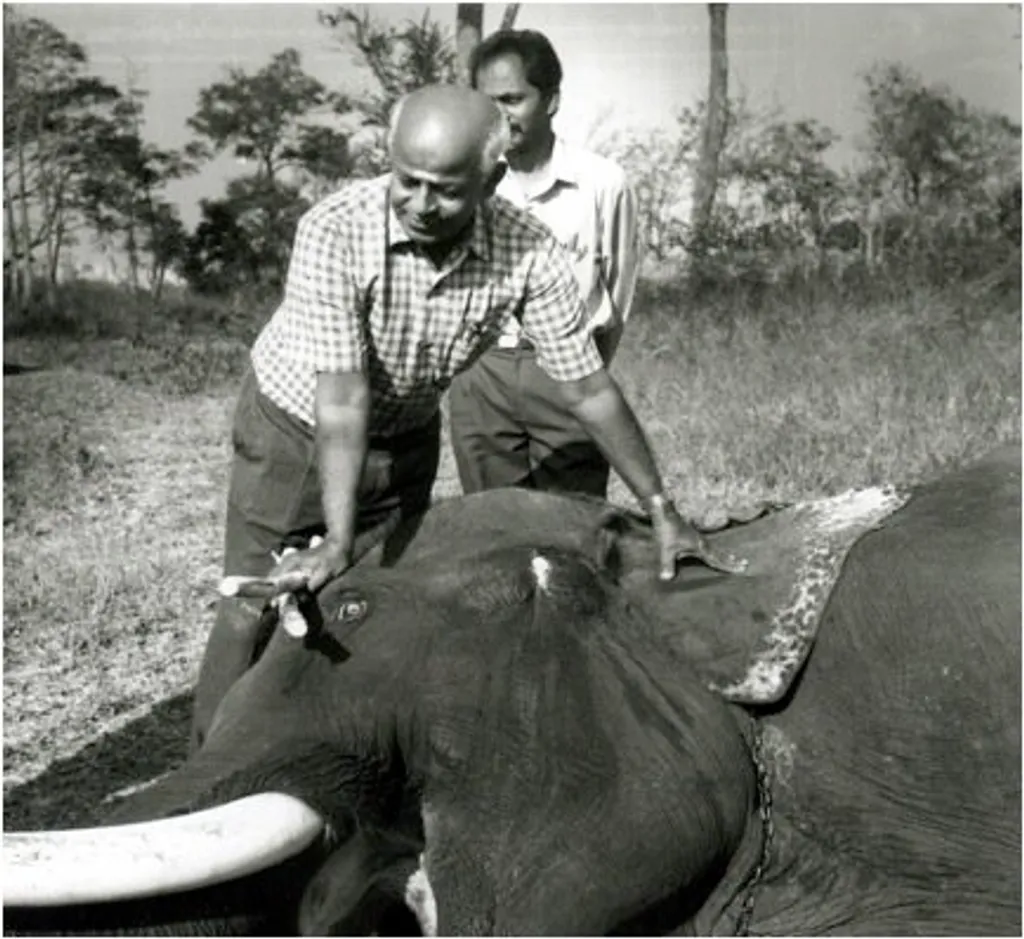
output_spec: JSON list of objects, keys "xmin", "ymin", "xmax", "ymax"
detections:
[{"xmin": 189, "ymin": 85, "xmax": 744, "ymax": 752}]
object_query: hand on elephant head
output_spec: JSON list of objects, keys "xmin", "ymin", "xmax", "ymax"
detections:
[
  {"xmin": 267, "ymin": 536, "xmax": 353, "ymax": 595},
  {"xmin": 648, "ymin": 495, "xmax": 749, "ymax": 580}
]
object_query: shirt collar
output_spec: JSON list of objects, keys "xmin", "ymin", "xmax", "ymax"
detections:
[
  {"xmin": 548, "ymin": 136, "xmax": 580, "ymax": 187},
  {"xmin": 500, "ymin": 136, "xmax": 579, "ymax": 204},
  {"xmin": 385, "ymin": 184, "xmax": 491, "ymax": 262}
]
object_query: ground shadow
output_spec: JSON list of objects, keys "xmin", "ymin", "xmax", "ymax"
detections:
[{"xmin": 4, "ymin": 691, "xmax": 193, "ymax": 831}]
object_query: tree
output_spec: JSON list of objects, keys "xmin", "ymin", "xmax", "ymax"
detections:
[
  {"xmin": 688, "ymin": 3, "xmax": 729, "ymax": 254},
  {"xmin": 608, "ymin": 89, "xmax": 845, "ymax": 280},
  {"xmin": 186, "ymin": 48, "xmax": 341, "ymax": 187},
  {"xmin": 180, "ymin": 178, "xmax": 307, "ymax": 295},
  {"xmin": 77, "ymin": 75, "xmax": 192, "ymax": 294},
  {"xmin": 186, "ymin": 48, "xmax": 346, "ymax": 284},
  {"xmin": 318, "ymin": 7, "xmax": 459, "ymax": 174},
  {"xmin": 725, "ymin": 117, "xmax": 841, "ymax": 250},
  {"xmin": 455, "ymin": 3, "xmax": 520, "ymax": 83},
  {"xmin": 319, "ymin": 3, "xmax": 522, "ymax": 174},
  {"xmin": 3, "ymin": 9, "xmax": 121, "ymax": 306},
  {"xmin": 289, "ymin": 124, "xmax": 356, "ymax": 201},
  {"xmin": 861, "ymin": 63, "xmax": 964, "ymax": 209},
  {"xmin": 855, "ymin": 62, "xmax": 1021, "ymax": 272},
  {"xmin": 455, "ymin": 4, "xmax": 483, "ymax": 83},
  {"xmin": 181, "ymin": 198, "xmax": 261, "ymax": 295},
  {"xmin": 143, "ymin": 202, "xmax": 189, "ymax": 299},
  {"xmin": 499, "ymin": 4, "xmax": 522, "ymax": 30},
  {"xmin": 606, "ymin": 128, "xmax": 692, "ymax": 260}
]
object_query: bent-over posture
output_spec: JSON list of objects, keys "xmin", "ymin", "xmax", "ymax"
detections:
[{"xmin": 190, "ymin": 85, "xmax": 743, "ymax": 753}]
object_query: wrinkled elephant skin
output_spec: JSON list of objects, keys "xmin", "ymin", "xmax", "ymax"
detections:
[{"xmin": 4, "ymin": 446, "xmax": 1020, "ymax": 936}]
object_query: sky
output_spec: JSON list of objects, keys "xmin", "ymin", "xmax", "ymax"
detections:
[{"xmin": 16, "ymin": 2, "xmax": 1024, "ymax": 229}]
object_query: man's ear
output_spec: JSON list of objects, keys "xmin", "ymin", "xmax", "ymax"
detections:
[
  {"xmin": 483, "ymin": 160, "xmax": 508, "ymax": 199},
  {"xmin": 546, "ymin": 89, "xmax": 561, "ymax": 120}
]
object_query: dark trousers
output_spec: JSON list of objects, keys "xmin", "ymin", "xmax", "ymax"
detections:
[
  {"xmin": 448, "ymin": 347, "xmax": 610, "ymax": 499},
  {"xmin": 190, "ymin": 369, "xmax": 439, "ymax": 751}
]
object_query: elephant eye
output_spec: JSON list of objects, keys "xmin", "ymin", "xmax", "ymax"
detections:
[{"xmin": 337, "ymin": 598, "xmax": 368, "ymax": 622}]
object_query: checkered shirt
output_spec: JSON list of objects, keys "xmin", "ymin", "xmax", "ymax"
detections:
[{"xmin": 251, "ymin": 176, "xmax": 602, "ymax": 436}]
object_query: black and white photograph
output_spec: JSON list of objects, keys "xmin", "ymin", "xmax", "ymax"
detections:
[{"xmin": 4, "ymin": 2, "xmax": 1021, "ymax": 934}]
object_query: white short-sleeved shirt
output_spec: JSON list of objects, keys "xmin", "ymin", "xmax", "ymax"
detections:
[{"xmin": 494, "ymin": 137, "xmax": 643, "ymax": 360}]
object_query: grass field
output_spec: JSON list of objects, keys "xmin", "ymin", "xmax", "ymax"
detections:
[{"xmin": 3, "ymin": 269, "xmax": 1021, "ymax": 826}]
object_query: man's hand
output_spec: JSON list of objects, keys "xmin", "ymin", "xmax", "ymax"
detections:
[
  {"xmin": 650, "ymin": 497, "xmax": 748, "ymax": 581},
  {"xmin": 268, "ymin": 537, "xmax": 353, "ymax": 595},
  {"xmin": 221, "ymin": 538, "xmax": 353, "ymax": 601}
]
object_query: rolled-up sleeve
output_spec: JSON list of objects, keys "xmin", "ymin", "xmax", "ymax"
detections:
[
  {"xmin": 521, "ymin": 237, "xmax": 604, "ymax": 382},
  {"xmin": 284, "ymin": 209, "xmax": 366, "ymax": 374}
]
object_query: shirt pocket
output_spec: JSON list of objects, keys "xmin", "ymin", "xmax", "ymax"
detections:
[
  {"xmin": 561, "ymin": 230, "xmax": 591, "ymax": 266},
  {"xmin": 448, "ymin": 280, "xmax": 522, "ymax": 371}
]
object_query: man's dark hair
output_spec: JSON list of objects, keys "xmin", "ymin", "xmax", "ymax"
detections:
[{"xmin": 469, "ymin": 29, "xmax": 563, "ymax": 97}]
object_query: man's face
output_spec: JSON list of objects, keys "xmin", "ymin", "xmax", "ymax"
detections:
[
  {"xmin": 389, "ymin": 150, "xmax": 488, "ymax": 248},
  {"xmin": 475, "ymin": 52, "xmax": 557, "ymax": 156}
]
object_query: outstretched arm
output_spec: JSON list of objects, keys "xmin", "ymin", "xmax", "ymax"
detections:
[
  {"xmin": 311, "ymin": 371, "xmax": 371, "ymax": 585},
  {"xmin": 557, "ymin": 368, "xmax": 747, "ymax": 580},
  {"xmin": 520, "ymin": 234, "xmax": 745, "ymax": 579},
  {"xmin": 258, "ymin": 207, "xmax": 370, "ymax": 594}
]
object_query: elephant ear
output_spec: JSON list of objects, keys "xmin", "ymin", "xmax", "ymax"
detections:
[{"xmin": 592, "ymin": 487, "xmax": 911, "ymax": 706}]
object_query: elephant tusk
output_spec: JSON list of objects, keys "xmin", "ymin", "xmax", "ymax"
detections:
[{"xmin": 3, "ymin": 792, "xmax": 325, "ymax": 907}]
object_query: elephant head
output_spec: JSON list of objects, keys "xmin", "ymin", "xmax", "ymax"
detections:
[{"xmin": 6, "ymin": 447, "xmax": 1020, "ymax": 935}]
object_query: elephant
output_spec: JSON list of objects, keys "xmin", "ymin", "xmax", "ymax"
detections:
[{"xmin": 5, "ymin": 445, "xmax": 1020, "ymax": 935}]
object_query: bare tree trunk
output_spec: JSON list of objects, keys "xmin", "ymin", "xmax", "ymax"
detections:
[
  {"xmin": 500, "ymin": 4, "xmax": 521, "ymax": 30},
  {"xmin": 455, "ymin": 4, "xmax": 483, "ymax": 84},
  {"xmin": 16, "ymin": 120, "xmax": 34, "ymax": 304},
  {"xmin": 34, "ymin": 107, "xmax": 61, "ymax": 287},
  {"xmin": 4, "ymin": 171, "xmax": 22, "ymax": 308},
  {"xmin": 4, "ymin": 12, "xmax": 26, "ymax": 311},
  {"xmin": 689, "ymin": 3, "xmax": 728, "ymax": 255},
  {"xmin": 48, "ymin": 191, "xmax": 66, "ymax": 284},
  {"xmin": 126, "ymin": 212, "xmax": 140, "ymax": 290},
  {"xmin": 123, "ymin": 62, "xmax": 143, "ymax": 292},
  {"xmin": 42, "ymin": 169, "xmax": 59, "ymax": 284},
  {"xmin": 151, "ymin": 263, "xmax": 166, "ymax": 301}
]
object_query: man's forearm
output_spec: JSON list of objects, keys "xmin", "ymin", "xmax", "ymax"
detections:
[
  {"xmin": 558, "ymin": 369, "xmax": 747, "ymax": 579},
  {"xmin": 561, "ymin": 371, "xmax": 665, "ymax": 507},
  {"xmin": 314, "ymin": 372, "xmax": 370, "ymax": 558}
]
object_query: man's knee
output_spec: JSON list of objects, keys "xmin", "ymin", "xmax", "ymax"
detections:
[
  {"xmin": 215, "ymin": 595, "xmax": 266, "ymax": 639},
  {"xmin": 190, "ymin": 597, "xmax": 269, "ymax": 754},
  {"xmin": 454, "ymin": 437, "xmax": 533, "ymax": 493}
]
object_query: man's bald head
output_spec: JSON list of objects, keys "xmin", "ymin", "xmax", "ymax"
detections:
[
  {"xmin": 387, "ymin": 85, "xmax": 509, "ymax": 178},
  {"xmin": 386, "ymin": 85, "xmax": 510, "ymax": 251}
]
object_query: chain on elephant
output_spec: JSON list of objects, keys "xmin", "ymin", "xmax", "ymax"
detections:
[{"xmin": 733, "ymin": 719, "xmax": 775, "ymax": 937}]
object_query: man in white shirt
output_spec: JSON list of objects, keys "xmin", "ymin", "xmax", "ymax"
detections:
[{"xmin": 448, "ymin": 28, "xmax": 643, "ymax": 498}]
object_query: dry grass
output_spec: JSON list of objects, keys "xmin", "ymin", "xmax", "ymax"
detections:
[
  {"xmin": 3, "ymin": 273, "xmax": 1020, "ymax": 829},
  {"xmin": 610, "ymin": 275, "xmax": 1022, "ymax": 511},
  {"xmin": 1, "ymin": 368, "xmax": 465, "ymax": 819},
  {"xmin": 4, "ymin": 371, "xmax": 229, "ymax": 792}
]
